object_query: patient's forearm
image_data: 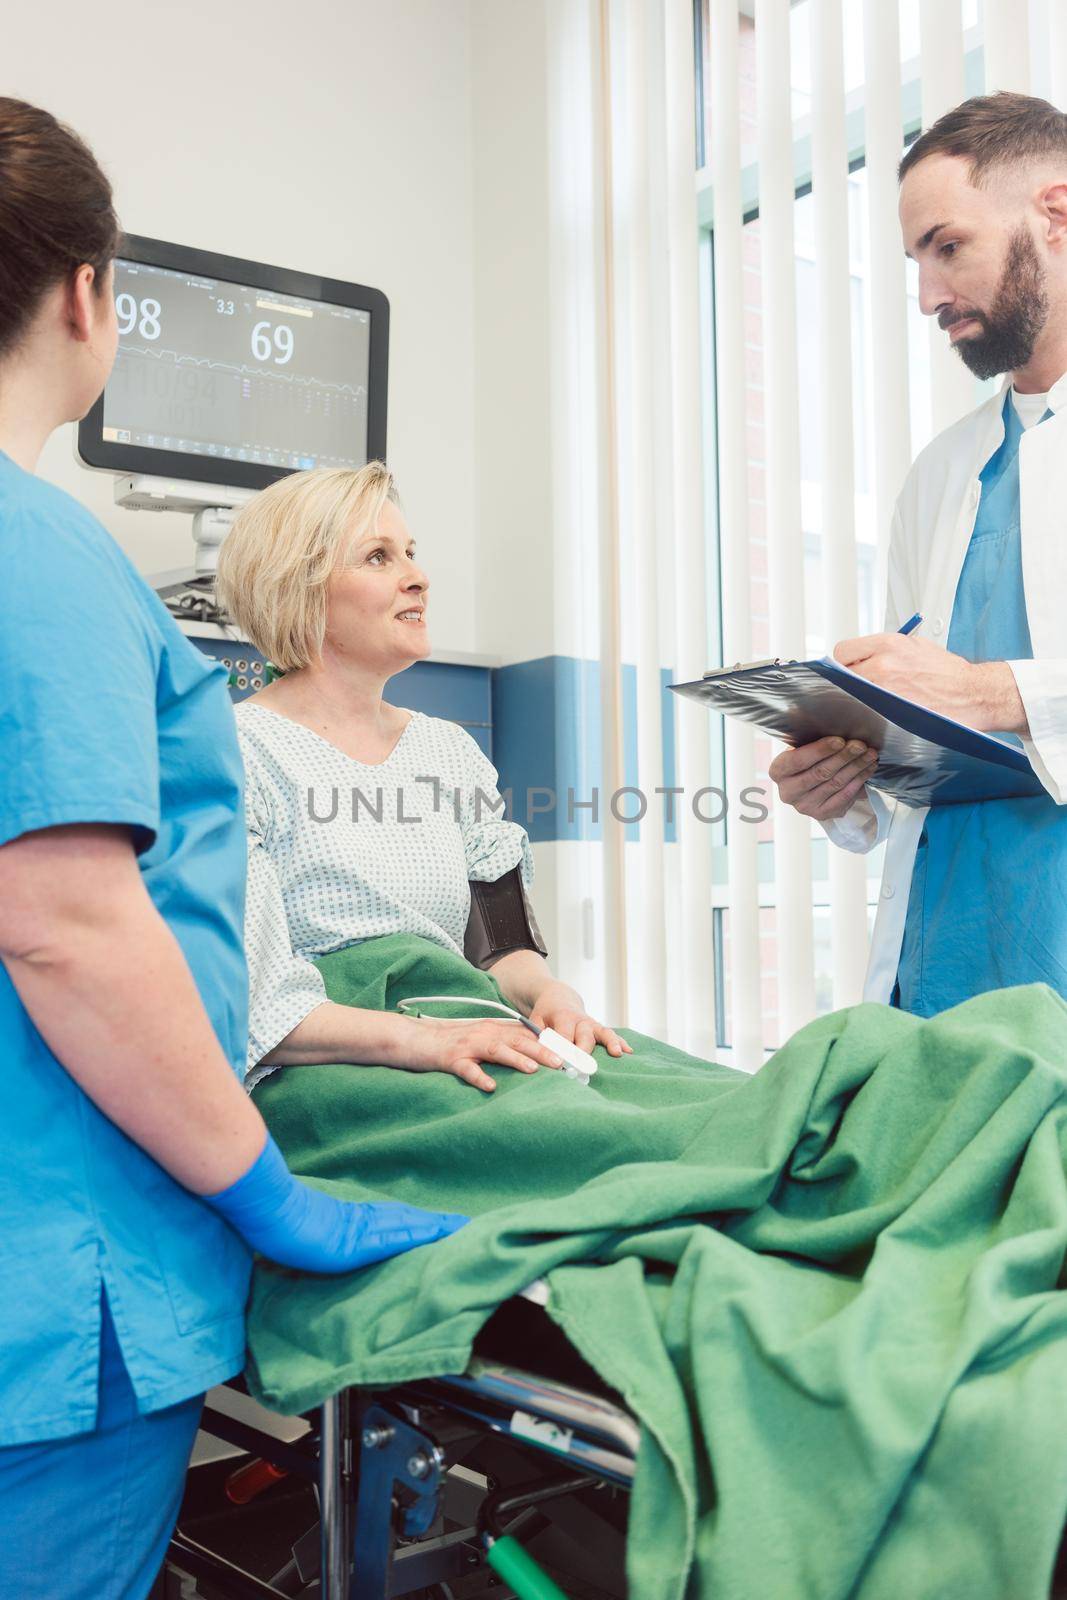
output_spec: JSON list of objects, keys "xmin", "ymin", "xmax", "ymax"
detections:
[
  {"xmin": 489, "ymin": 950, "xmax": 582, "ymax": 1017},
  {"xmin": 261, "ymin": 1001, "xmax": 430, "ymax": 1069}
]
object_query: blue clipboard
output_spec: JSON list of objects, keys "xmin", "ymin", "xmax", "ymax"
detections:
[{"xmin": 670, "ymin": 656, "xmax": 1045, "ymax": 807}]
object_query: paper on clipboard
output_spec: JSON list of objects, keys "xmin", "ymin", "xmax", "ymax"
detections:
[{"xmin": 669, "ymin": 656, "xmax": 1045, "ymax": 807}]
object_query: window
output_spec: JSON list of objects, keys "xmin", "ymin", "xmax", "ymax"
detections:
[{"xmin": 697, "ymin": 0, "xmax": 983, "ymax": 1051}]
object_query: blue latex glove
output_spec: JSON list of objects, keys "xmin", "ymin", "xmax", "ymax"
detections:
[{"xmin": 205, "ymin": 1135, "xmax": 469, "ymax": 1273}]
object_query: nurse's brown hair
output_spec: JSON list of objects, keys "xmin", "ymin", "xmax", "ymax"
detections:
[{"xmin": 0, "ymin": 98, "xmax": 120, "ymax": 358}]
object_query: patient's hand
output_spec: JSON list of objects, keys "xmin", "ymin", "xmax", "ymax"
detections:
[
  {"xmin": 528, "ymin": 981, "xmax": 632, "ymax": 1059},
  {"xmin": 405, "ymin": 1017, "xmax": 569, "ymax": 1094}
]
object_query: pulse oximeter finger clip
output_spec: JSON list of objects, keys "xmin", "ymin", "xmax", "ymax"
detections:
[{"xmin": 397, "ymin": 996, "xmax": 598, "ymax": 1084}]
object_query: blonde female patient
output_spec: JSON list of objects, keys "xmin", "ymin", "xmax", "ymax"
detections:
[{"xmin": 216, "ymin": 463, "xmax": 630, "ymax": 1093}]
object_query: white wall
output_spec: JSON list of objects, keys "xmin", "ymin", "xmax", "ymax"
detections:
[
  {"xmin": 469, "ymin": 0, "xmax": 556, "ymax": 664},
  {"xmin": 8, "ymin": 0, "xmax": 588, "ymax": 965},
  {"xmin": 468, "ymin": 2, "xmax": 611, "ymax": 988},
  {"xmin": 5, "ymin": 0, "xmax": 480, "ymax": 651}
]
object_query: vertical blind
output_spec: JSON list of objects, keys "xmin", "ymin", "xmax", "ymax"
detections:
[
  {"xmin": 589, "ymin": 0, "xmax": 718, "ymax": 1057},
  {"xmin": 710, "ymin": 0, "xmax": 762, "ymax": 1069},
  {"xmin": 755, "ymin": 0, "xmax": 817, "ymax": 1044},
  {"xmin": 810, "ymin": 0, "xmax": 869, "ymax": 1010},
  {"xmin": 919, "ymin": 0, "xmax": 974, "ymax": 436}
]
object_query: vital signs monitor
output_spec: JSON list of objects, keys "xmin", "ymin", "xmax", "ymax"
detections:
[{"xmin": 77, "ymin": 235, "xmax": 388, "ymax": 495}]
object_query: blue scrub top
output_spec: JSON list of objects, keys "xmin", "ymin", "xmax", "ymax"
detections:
[
  {"xmin": 895, "ymin": 392, "xmax": 1067, "ymax": 1016},
  {"xmin": 0, "ymin": 455, "xmax": 251, "ymax": 1447}
]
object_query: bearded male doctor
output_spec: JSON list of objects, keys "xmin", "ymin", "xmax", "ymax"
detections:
[{"xmin": 770, "ymin": 91, "xmax": 1067, "ymax": 1015}]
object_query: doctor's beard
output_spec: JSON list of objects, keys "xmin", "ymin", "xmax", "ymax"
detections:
[{"xmin": 942, "ymin": 226, "xmax": 1049, "ymax": 380}]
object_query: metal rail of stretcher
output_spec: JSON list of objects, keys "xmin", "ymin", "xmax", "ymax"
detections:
[{"xmin": 167, "ymin": 1347, "xmax": 639, "ymax": 1599}]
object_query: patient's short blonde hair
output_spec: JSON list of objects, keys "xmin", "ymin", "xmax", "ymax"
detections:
[{"xmin": 216, "ymin": 463, "xmax": 399, "ymax": 672}]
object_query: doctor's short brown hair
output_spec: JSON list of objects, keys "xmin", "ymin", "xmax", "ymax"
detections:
[{"xmin": 899, "ymin": 92, "xmax": 1067, "ymax": 186}]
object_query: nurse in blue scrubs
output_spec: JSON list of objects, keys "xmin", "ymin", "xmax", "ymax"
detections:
[{"xmin": 0, "ymin": 99, "xmax": 465, "ymax": 1599}]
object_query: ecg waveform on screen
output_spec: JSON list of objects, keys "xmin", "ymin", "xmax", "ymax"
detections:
[{"xmin": 118, "ymin": 343, "xmax": 368, "ymax": 399}]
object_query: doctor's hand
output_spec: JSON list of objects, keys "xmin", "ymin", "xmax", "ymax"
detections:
[
  {"xmin": 528, "ymin": 980, "xmax": 632, "ymax": 1059},
  {"xmin": 833, "ymin": 632, "xmax": 1028, "ymax": 734},
  {"xmin": 768, "ymin": 737, "xmax": 879, "ymax": 821},
  {"xmin": 205, "ymin": 1134, "xmax": 469, "ymax": 1273}
]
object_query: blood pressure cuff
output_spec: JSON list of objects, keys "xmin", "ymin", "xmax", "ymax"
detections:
[{"xmin": 464, "ymin": 867, "xmax": 548, "ymax": 970}]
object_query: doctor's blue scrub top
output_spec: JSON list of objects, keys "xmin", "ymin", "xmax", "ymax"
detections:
[
  {"xmin": 895, "ymin": 391, "xmax": 1067, "ymax": 1015},
  {"xmin": 0, "ymin": 454, "xmax": 251, "ymax": 1447}
]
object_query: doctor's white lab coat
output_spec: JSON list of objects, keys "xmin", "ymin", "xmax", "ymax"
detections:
[{"xmin": 826, "ymin": 373, "xmax": 1067, "ymax": 1003}]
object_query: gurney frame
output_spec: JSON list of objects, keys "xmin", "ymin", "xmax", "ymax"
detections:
[{"xmin": 165, "ymin": 1356, "xmax": 638, "ymax": 1598}]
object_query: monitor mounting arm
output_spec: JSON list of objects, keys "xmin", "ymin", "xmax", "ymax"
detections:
[{"xmin": 110, "ymin": 472, "xmax": 255, "ymax": 594}]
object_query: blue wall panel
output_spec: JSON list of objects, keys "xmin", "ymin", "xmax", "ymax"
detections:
[
  {"xmin": 491, "ymin": 656, "xmax": 678, "ymax": 844},
  {"xmin": 385, "ymin": 660, "xmax": 492, "ymax": 747}
]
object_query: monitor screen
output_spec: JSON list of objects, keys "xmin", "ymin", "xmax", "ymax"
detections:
[{"xmin": 78, "ymin": 235, "xmax": 388, "ymax": 493}]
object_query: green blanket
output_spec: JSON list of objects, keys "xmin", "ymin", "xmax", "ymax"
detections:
[{"xmin": 246, "ymin": 933, "xmax": 1067, "ymax": 1599}]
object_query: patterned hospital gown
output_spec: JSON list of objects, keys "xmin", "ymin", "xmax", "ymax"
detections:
[{"xmin": 235, "ymin": 702, "xmax": 533, "ymax": 1086}]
